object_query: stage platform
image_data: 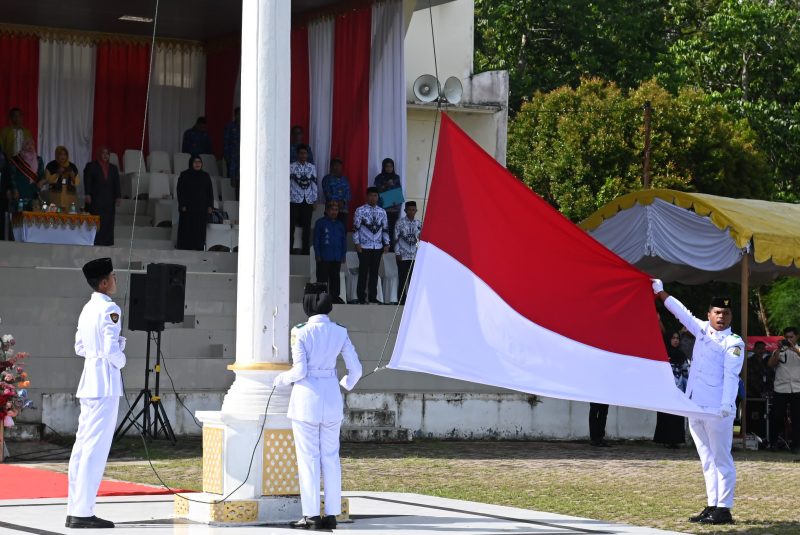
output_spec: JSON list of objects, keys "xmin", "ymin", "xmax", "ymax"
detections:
[{"xmin": 0, "ymin": 492, "xmax": 681, "ymax": 534}]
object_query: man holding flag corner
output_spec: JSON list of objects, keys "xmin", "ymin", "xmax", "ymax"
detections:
[{"xmin": 652, "ymin": 279, "xmax": 745, "ymax": 525}]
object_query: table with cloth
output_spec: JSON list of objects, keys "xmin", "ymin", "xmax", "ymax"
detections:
[{"xmin": 12, "ymin": 211, "xmax": 99, "ymax": 246}]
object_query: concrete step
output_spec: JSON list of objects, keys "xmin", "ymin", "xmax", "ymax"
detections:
[
  {"xmin": 2, "ymin": 421, "xmax": 42, "ymax": 441},
  {"xmin": 114, "ymin": 225, "xmax": 172, "ymax": 240},
  {"xmin": 0, "ymin": 324, "xmax": 234, "ymax": 360},
  {"xmin": 340, "ymin": 427, "xmax": 412, "ymax": 443},
  {"xmin": 344, "ymin": 409, "xmax": 396, "ymax": 427},
  {"xmin": 117, "ymin": 199, "xmax": 149, "ymax": 215},
  {"xmin": 0, "ymin": 242, "xmax": 238, "ymax": 273},
  {"xmin": 116, "ymin": 213, "xmax": 153, "ymax": 226}
]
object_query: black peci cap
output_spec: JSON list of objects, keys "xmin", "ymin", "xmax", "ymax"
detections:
[
  {"xmin": 710, "ymin": 296, "xmax": 733, "ymax": 309},
  {"xmin": 82, "ymin": 258, "xmax": 113, "ymax": 281}
]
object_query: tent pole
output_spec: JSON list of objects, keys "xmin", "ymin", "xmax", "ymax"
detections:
[{"xmin": 740, "ymin": 252, "xmax": 750, "ymax": 440}]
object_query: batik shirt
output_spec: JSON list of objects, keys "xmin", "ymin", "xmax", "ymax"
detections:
[
  {"xmin": 322, "ymin": 174, "xmax": 351, "ymax": 213},
  {"xmin": 394, "ymin": 216, "xmax": 421, "ymax": 261},
  {"xmin": 289, "ymin": 161, "xmax": 318, "ymax": 203},
  {"xmin": 352, "ymin": 204, "xmax": 389, "ymax": 250}
]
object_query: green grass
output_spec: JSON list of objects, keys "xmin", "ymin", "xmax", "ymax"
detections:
[{"xmin": 93, "ymin": 439, "xmax": 800, "ymax": 534}]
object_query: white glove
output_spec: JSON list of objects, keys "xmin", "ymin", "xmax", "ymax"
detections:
[
  {"xmin": 651, "ymin": 279, "xmax": 663, "ymax": 294},
  {"xmin": 273, "ymin": 373, "xmax": 288, "ymax": 388},
  {"xmin": 119, "ymin": 336, "xmax": 126, "ymax": 351},
  {"xmin": 719, "ymin": 404, "xmax": 735, "ymax": 418}
]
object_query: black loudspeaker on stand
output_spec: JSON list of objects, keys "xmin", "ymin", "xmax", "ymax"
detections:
[{"xmin": 114, "ymin": 264, "xmax": 186, "ymax": 444}]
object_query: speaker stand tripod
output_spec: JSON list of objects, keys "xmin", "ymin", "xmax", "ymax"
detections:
[{"xmin": 114, "ymin": 330, "xmax": 176, "ymax": 444}]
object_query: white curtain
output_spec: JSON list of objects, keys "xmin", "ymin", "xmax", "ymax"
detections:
[
  {"xmin": 38, "ymin": 40, "xmax": 96, "ymax": 174},
  {"xmin": 148, "ymin": 46, "xmax": 206, "ymax": 156},
  {"xmin": 589, "ymin": 198, "xmax": 745, "ymax": 271},
  {"xmin": 369, "ymin": 0, "xmax": 407, "ymax": 190},
  {"xmin": 308, "ymin": 17, "xmax": 334, "ymax": 181}
]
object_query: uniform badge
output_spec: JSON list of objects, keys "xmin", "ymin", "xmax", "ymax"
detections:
[
  {"xmin": 110, "ymin": 313, "xmax": 119, "ymax": 324},
  {"xmin": 732, "ymin": 347, "xmax": 741, "ymax": 356}
]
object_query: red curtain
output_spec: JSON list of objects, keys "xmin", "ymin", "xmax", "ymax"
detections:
[
  {"xmin": 0, "ymin": 34, "xmax": 40, "ymax": 146},
  {"xmin": 331, "ymin": 7, "xmax": 372, "ymax": 226},
  {"xmin": 92, "ymin": 43, "xmax": 151, "ymax": 162},
  {"xmin": 205, "ymin": 44, "xmax": 241, "ymax": 158},
  {"xmin": 290, "ymin": 26, "xmax": 310, "ymax": 139}
]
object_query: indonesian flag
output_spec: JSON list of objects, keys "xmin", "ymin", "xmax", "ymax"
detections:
[{"xmin": 388, "ymin": 114, "xmax": 711, "ymax": 418}]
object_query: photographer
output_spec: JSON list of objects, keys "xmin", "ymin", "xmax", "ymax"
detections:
[{"xmin": 767, "ymin": 327, "xmax": 800, "ymax": 452}]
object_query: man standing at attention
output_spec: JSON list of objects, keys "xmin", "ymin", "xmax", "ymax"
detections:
[
  {"xmin": 353, "ymin": 187, "xmax": 389, "ymax": 304},
  {"xmin": 67, "ymin": 258, "xmax": 127, "ymax": 529},
  {"xmin": 653, "ymin": 279, "xmax": 744, "ymax": 525}
]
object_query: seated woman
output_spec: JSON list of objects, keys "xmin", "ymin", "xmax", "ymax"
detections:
[
  {"xmin": 176, "ymin": 154, "xmax": 214, "ymax": 251},
  {"xmin": 8, "ymin": 138, "xmax": 45, "ymax": 210},
  {"xmin": 45, "ymin": 146, "xmax": 81, "ymax": 211}
]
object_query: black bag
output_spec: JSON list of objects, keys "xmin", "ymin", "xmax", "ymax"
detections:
[{"xmin": 208, "ymin": 208, "xmax": 229, "ymax": 224}]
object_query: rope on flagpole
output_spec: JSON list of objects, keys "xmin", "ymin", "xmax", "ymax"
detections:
[{"xmin": 370, "ymin": 0, "xmax": 442, "ymax": 377}]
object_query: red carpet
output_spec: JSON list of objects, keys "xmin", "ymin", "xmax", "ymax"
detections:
[{"xmin": 0, "ymin": 465, "xmax": 185, "ymax": 499}]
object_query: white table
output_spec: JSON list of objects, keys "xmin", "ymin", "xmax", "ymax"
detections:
[{"xmin": 12, "ymin": 212, "xmax": 99, "ymax": 246}]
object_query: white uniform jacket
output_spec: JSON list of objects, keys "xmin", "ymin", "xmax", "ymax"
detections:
[
  {"xmin": 275, "ymin": 314, "xmax": 362, "ymax": 424},
  {"xmin": 74, "ymin": 292, "xmax": 127, "ymax": 398},
  {"xmin": 665, "ymin": 296, "xmax": 744, "ymax": 409}
]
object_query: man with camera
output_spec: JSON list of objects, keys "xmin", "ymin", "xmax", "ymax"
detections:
[{"xmin": 767, "ymin": 327, "xmax": 800, "ymax": 453}]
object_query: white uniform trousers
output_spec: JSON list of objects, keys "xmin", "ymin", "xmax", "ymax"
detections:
[
  {"xmin": 291, "ymin": 420, "xmax": 342, "ymax": 517},
  {"xmin": 67, "ymin": 397, "xmax": 119, "ymax": 517},
  {"xmin": 689, "ymin": 412, "xmax": 736, "ymax": 508}
]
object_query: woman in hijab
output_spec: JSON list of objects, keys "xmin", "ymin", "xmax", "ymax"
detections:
[
  {"xmin": 373, "ymin": 157, "xmax": 403, "ymax": 243},
  {"xmin": 8, "ymin": 138, "xmax": 45, "ymax": 210},
  {"xmin": 83, "ymin": 146, "xmax": 121, "ymax": 246},
  {"xmin": 654, "ymin": 330, "xmax": 690, "ymax": 448},
  {"xmin": 176, "ymin": 154, "xmax": 214, "ymax": 251},
  {"xmin": 45, "ymin": 146, "xmax": 81, "ymax": 210}
]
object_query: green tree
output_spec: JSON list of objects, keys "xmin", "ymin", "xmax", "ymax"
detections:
[
  {"xmin": 507, "ymin": 78, "xmax": 768, "ymax": 221},
  {"xmin": 663, "ymin": 0, "xmax": 800, "ymax": 200},
  {"xmin": 764, "ymin": 278, "xmax": 800, "ymax": 334},
  {"xmin": 475, "ymin": 0, "xmax": 671, "ymax": 111}
]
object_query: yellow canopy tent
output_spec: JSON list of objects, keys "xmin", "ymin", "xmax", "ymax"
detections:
[{"xmin": 581, "ymin": 189, "xmax": 800, "ymax": 438}]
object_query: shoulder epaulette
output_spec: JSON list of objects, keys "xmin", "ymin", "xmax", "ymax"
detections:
[
  {"xmin": 335, "ymin": 322, "xmax": 347, "ymax": 329},
  {"xmin": 731, "ymin": 334, "xmax": 741, "ymax": 339},
  {"xmin": 293, "ymin": 322, "xmax": 307, "ymax": 329}
]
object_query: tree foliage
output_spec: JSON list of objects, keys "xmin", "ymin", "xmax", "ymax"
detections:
[
  {"xmin": 507, "ymin": 78, "xmax": 768, "ymax": 222},
  {"xmin": 764, "ymin": 278, "xmax": 800, "ymax": 334},
  {"xmin": 475, "ymin": 0, "xmax": 671, "ymax": 111}
]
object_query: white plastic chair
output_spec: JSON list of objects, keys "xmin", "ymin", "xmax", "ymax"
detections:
[
  {"xmin": 150, "ymin": 199, "xmax": 174, "ymax": 227},
  {"xmin": 123, "ymin": 150, "xmax": 145, "ymax": 175},
  {"xmin": 147, "ymin": 151, "xmax": 172, "ymax": 173},
  {"xmin": 222, "ymin": 200, "xmax": 239, "ymax": 222},
  {"xmin": 379, "ymin": 253, "xmax": 399, "ymax": 305},
  {"xmin": 210, "ymin": 176, "xmax": 221, "ymax": 201},
  {"xmin": 127, "ymin": 172, "xmax": 151, "ymax": 200},
  {"xmin": 148, "ymin": 173, "xmax": 172, "ymax": 200},
  {"xmin": 109, "ymin": 152, "xmax": 121, "ymax": 171},
  {"xmin": 206, "ymin": 224, "xmax": 233, "ymax": 251},
  {"xmin": 168, "ymin": 174, "xmax": 179, "ymax": 198},
  {"xmin": 173, "ymin": 152, "xmax": 190, "ymax": 174},
  {"xmin": 219, "ymin": 178, "xmax": 237, "ymax": 201},
  {"xmin": 200, "ymin": 154, "xmax": 219, "ymax": 176},
  {"xmin": 344, "ymin": 251, "xmax": 383, "ymax": 303}
]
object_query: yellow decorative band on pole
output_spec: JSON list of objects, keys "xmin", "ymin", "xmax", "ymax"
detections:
[{"xmin": 226, "ymin": 362, "xmax": 292, "ymax": 371}]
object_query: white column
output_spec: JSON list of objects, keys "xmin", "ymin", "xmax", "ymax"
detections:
[
  {"xmin": 187, "ymin": 0, "xmax": 300, "ymax": 524},
  {"xmin": 222, "ymin": 0, "xmax": 291, "ymax": 416}
]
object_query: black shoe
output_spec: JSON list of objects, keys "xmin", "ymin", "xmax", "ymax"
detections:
[
  {"xmin": 289, "ymin": 516, "xmax": 323, "ymax": 529},
  {"xmin": 590, "ymin": 440, "xmax": 611, "ymax": 447},
  {"xmin": 65, "ymin": 515, "xmax": 115, "ymax": 528},
  {"xmin": 321, "ymin": 515, "xmax": 338, "ymax": 529},
  {"xmin": 333, "ymin": 297, "xmax": 345, "ymax": 304},
  {"xmin": 368, "ymin": 299, "xmax": 382, "ymax": 305},
  {"xmin": 699, "ymin": 507, "xmax": 733, "ymax": 525},
  {"xmin": 689, "ymin": 506, "xmax": 716, "ymax": 523},
  {"xmin": 65, "ymin": 516, "xmax": 73, "ymax": 527}
]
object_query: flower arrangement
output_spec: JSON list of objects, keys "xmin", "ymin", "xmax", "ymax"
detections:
[{"xmin": 0, "ymin": 333, "xmax": 34, "ymax": 428}]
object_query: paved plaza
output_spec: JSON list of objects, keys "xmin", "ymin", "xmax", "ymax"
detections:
[{"xmin": 0, "ymin": 492, "xmax": 683, "ymax": 535}]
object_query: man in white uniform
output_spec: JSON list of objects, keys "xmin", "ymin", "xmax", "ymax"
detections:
[
  {"xmin": 653, "ymin": 280, "xmax": 744, "ymax": 525},
  {"xmin": 66, "ymin": 258, "xmax": 126, "ymax": 529},
  {"xmin": 274, "ymin": 284, "xmax": 362, "ymax": 530}
]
